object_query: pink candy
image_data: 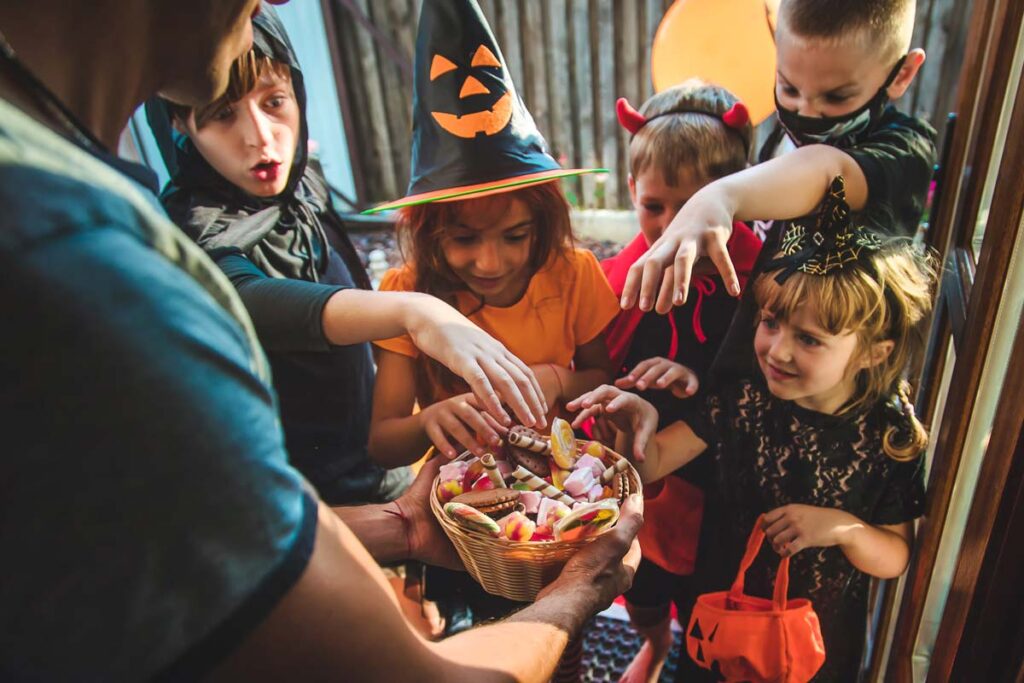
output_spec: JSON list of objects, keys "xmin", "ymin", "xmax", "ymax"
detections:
[
  {"xmin": 574, "ymin": 454, "xmax": 606, "ymax": 479},
  {"xmin": 499, "ymin": 511, "xmax": 536, "ymax": 542},
  {"xmin": 437, "ymin": 479, "xmax": 464, "ymax": 503},
  {"xmin": 586, "ymin": 482, "xmax": 605, "ymax": 503},
  {"xmin": 470, "ymin": 474, "xmax": 496, "ymax": 491},
  {"xmin": 519, "ymin": 490, "xmax": 542, "ymax": 515},
  {"xmin": 563, "ymin": 467, "xmax": 595, "ymax": 498}
]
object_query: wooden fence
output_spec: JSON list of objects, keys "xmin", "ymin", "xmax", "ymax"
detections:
[{"xmin": 321, "ymin": 0, "xmax": 971, "ymax": 212}]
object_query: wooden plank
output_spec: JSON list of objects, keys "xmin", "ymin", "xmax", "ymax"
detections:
[
  {"xmin": 478, "ymin": 0, "xmax": 497, "ymax": 28},
  {"xmin": 379, "ymin": 0, "xmax": 416, "ymax": 193},
  {"xmin": 521, "ymin": 0, "xmax": 550, "ymax": 142},
  {"xmin": 495, "ymin": 1, "xmax": 525, "ymax": 91},
  {"xmin": 595, "ymin": 0, "xmax": 619, "ymax": 208},
  {"xmin": 350, "ymin": 0, "xmax": 399, "ymax": 200},
  {"xmin": 616, "ymin": 0, "xmax": 641, "ymax": 205},
  {"xmin": 571, "ymin": 0, "xmax": 597, "ymax": 208},
  {"xmin": 318, "ymin": 0, "xmax": 369, "ymax": 206},
  {"xmin": 544, "ymin": 0, "xmax": 578, "ymax": 204},
  {"xmin": 642, "ymin": 0, "xmax": 665, "ymax": 102}
]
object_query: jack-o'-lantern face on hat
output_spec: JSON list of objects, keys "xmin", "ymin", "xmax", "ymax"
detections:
[
  {"xmin": 362, "ymin": 0, "xmax": 606, "ymax": 215},
  {"xmin": 428, "ymin": 45, "xmax": 513, "ymax": 138}
]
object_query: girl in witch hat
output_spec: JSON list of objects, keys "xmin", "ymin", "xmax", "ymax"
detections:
[
  {"xmin": 604, "ymin": 79, "xmax": 762, "ymax": 683},
  {"xmin": 367, "ymin": 0, "xmax": 617, "ymax": 466},
  {"xmin": 570, "ymin": 177, "xmax": 933, "ymax": 681},
  {"xmin": 365, "ymin": 0, "xmax": 618, "ymax": 643}
]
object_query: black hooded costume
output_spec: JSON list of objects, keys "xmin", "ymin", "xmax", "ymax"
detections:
[{"xmin": 146, "ymin": 7, "xmax": 388, "ymax": 505}]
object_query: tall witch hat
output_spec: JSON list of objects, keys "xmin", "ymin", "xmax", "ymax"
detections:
[{"xmin": 364, "ymin": 0, "xmax": 605, "ymax": 214}]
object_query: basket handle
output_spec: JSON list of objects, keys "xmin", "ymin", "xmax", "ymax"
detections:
[{"xmin": 728, "ymin": 514, "xmax": 789, "ymax": 611}]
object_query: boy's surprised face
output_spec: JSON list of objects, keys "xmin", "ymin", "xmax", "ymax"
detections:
[
  {"xmin": 629, "ymin": 167, "xmax": 708, "ymax": 247},
  {"xmin": 775, "ymin": 21, "xmax": 906, "ymax": 120},
  {"xmin": 184, "ymin": 68, "xmax": 300, "ymax": 198}
]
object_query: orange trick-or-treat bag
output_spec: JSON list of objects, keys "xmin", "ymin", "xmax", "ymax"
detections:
[{"xmin": 686, "ymin": 515, "xmax": 826, "ymax": 682}]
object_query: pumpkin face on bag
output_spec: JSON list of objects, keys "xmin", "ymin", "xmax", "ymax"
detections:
[{"xmin": 428, "ymin": 45, "xmax": 512, "ymax": 138}]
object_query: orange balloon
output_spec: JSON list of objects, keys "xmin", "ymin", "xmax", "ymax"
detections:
[{"xmin": 652, "ymin": 0, "xmax": 779, "ymax": 125}]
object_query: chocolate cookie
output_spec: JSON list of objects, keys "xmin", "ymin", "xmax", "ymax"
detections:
[{"xmin": 451, "ymin": 488, "xmax": 522, "ymax": 518}]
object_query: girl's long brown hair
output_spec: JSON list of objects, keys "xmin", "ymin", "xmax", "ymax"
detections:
[{"xmin": 395, "ymin": 181, "xmax": 575, "ymax": 401}]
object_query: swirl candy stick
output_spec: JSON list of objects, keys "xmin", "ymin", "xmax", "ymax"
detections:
[
  {"xmin": 507, "ymin": 427, "xmax": 552, "ymax": 455},
  {"xmin": 600, "ymin": 458, "xmax": 629, "ymax": 484},
  {"xmin": 479, "ymin": 453, "xmax": 506, "ymax": 488},
  {"xmin": 444, "ymin": 502, "xmax": 501, "ymax": 537},
  {"xmin": 549, "ymin": 417, "xmax": 578, "ymax": 469},
  {"xmin": 510, "ymin": 466, "xmax": 575, "ymax": 506}
]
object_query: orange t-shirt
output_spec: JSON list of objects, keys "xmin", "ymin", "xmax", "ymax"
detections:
[{"xmin": 375, "ymin": 248, "xmax": 619, "ymax": 397}]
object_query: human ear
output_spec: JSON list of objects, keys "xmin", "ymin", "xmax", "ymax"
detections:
[
  {"xmin": 887, "ymin": 49, "xmax": 926, "ymax": 100},
  {"xmin": 861, "ymin": 339, "xmax": 896, "ymax": 369}
]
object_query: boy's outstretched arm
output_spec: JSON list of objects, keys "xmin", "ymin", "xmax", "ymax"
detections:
[
  {"xmin": 763, "ymin": 505, "xmax": 913, "ymax": 579},
  {"xmin": 621, "ymin": 144, "xmax": 867, "ymax": 314}
]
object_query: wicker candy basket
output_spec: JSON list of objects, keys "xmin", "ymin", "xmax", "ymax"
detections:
[{"xmin": 430, "ymin": 440, "xmax": 642, "ymax": 602}]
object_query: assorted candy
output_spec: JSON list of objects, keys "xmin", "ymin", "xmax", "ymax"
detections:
[{"xmin": 440, "ymin": 423, "xmax": 632, "ymax": 543}]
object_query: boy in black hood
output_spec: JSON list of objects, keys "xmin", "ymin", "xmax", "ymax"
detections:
[{"xmin": 147, "ymin": 6, "xmax": 546, "ymax": 504}]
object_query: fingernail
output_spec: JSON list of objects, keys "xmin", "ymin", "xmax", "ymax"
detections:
[
  {"xmin": 674, "ymin": 291, "xmax": 684, "ymax": 305},
  {"xmin": 639, "ymin": 296, "xmax": 650, "ymax": 310},
  {"xmin": 731, "ymin": 282, "xmax": 741, "ymax": 296},
  {"xmin": 621, "ymin": 296, "xmax": 630, "ymax": 308}
]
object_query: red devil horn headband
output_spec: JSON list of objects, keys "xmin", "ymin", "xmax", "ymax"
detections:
[
  {"xmin": 722, "ymin": 102, "xmax": 750, "ymax": 129},
  {"xmin": 615, "ymin": 97, "xmax": 750, "ymax": 135},
  {"xmin": 616, "ymin": 97, "xmax": 646, "ymax": 135}
]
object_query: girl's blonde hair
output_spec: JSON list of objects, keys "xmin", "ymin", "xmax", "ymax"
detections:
[
  {"xmin": 629, "ymin": 79, "xmax": 752, "ymax": 185},
  {"xmin": 753, "ymin": 239, "xmax": 937, "ymax": 460},
  {"xmin": 396, "ymin": 181, "xmax": 575, "ymax": 400}
]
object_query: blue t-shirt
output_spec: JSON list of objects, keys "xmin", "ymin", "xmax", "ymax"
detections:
[{"xmin": 0, "ymin": 101, "xmax": 316, "ymax": 679}]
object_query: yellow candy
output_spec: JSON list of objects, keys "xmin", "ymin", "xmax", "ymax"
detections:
[
  {"xmin": 500, "ymin": 511, "xmax": 536, "ymax": 542},
  {"xmin": 551, "ymin": 467, "xmax": 571, "ymax": 490},
  {"xmin": 550, "ymin": 417, "xmax": 577, "ymax": 470},
  {"xmin": 584, "ymin": 440, "xmax": 605, "ymax": 459}
]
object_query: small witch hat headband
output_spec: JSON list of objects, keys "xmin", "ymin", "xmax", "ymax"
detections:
[{"xmin": 764, "ymin": 176, "xmax": 884, "ymax": 282}]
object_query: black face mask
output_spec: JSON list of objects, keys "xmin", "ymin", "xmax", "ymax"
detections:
[{"xmin": 776, "ymin": 56, "xmax": 906, "ymax": 146}]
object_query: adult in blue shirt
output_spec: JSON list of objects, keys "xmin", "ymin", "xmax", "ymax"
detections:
[{"xmin": 0, "ymin": 1, "xmax": 641, "ymax": 680}]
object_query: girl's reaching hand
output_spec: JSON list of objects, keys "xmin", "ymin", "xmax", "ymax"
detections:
[
  {"xmin": 615, "ymin": 357, "xmax": 699, "ymax": 398},
  {"xmin": 404, "ymin": 297, "xmax": 547, "ymax": 429},
  {"xmin": 417, "ymin": 392, "xmax": 504, "ymax": 460},
  {"xmin": 566, "ymin": 385, "xmax": 658, "ymax": 462},
  {"xmin": 762, "ymin": 505, "xmax": 860, "ymax": 557}
]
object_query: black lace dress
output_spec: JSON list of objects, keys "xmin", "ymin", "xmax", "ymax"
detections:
[{"xmin": 681, "ymin": 377, "xmax": 926, "ymax": 682}]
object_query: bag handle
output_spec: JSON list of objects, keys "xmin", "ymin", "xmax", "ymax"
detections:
[{"xmin": 728, "ymin": 514, "xmax": 790, "ymax": 611}]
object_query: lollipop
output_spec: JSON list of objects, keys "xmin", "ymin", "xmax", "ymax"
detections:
[
  {"xmin": 549, "ymin": 417, "xmax": 578, "ymax": 470},
  {"xmin": 554, "ymin": 499, "xmax": 621, "ymax": 541}
]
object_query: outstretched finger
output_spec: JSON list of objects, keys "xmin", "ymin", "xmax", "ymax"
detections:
[
  {"xmin": 566, "ymin": 384, "xmax": 621, "ymax": 412},
  {"xmin": 460, "ymin": 364, "xmax": 508, "ymax": 427},
  {"xmin": 570, "ymin": 404, "xmax": 605, "ymax": 428},
  {"xmin": 477, "ymin": 357, "xmax": 533, "ymax": 428},
  {"xmin": 439, "ymin": 413, "xmax": 480, "ymax": 457},
  {"xmin": 497, "ymin": 353, "xmax": 547, "ymax": 422},
  {"xmin": 424, "ymin": 422, "xmax": 458, "ymax": 460},
  {"xmin": 455, "ymin": 400, "xmax": 501, "ymax": 449},
  {"xmin": 668, "ymin": 245, "xmax": 697, "ymax": 312},
  {"xmin": 706, "ymin": 232, "xmax": 740, "ymax": 297}
]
